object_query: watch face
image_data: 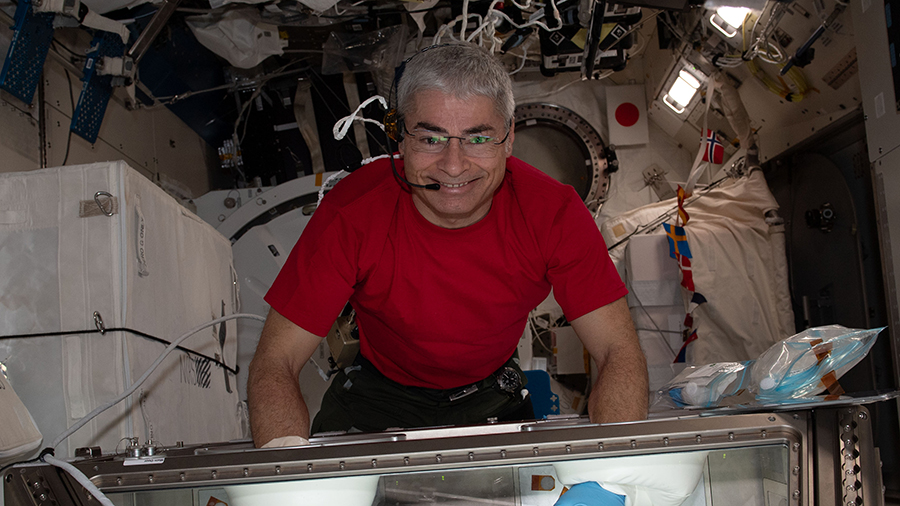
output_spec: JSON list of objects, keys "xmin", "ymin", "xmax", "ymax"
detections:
[{"xmin": 497, "ymin": 367, "xmax": 521, "ymax": 393}]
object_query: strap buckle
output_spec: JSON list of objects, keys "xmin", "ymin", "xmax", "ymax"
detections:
[{"xmin": 448, "ymin": 384, "xmax": 479, "ymax": 402}]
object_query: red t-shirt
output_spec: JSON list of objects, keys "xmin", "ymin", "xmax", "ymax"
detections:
[{"xmin": 265, "ymin": 156, "xmax": 627, "ymax": 389}]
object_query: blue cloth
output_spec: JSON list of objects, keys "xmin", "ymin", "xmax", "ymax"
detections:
[
  {"xmin": 553, "ymin": 482, "xmax": 626, "ymax": 506},
  {"xmin": 524, "ymin": 370, "xmax": 560, "ymax": 418}
]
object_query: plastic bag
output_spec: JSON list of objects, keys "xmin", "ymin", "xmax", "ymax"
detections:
[
  {"xmin": 321, "ymin": 24, "xmax": 408, "ymax": 75},
  {"xmin": 652, "ymin": 362, "xmax": 752, "ymax": 409},
  {"xmin": 750, "ymin": 325, "xmax": 884, "ymax": 402}
]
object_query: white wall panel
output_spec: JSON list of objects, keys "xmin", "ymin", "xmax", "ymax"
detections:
[
  {"xmin": 0, "ymin": 12, "xmax": 40, "ymax": 172},
  {"xmin": 0, "ymin": 91, "xmax": 41, "ymax": 172},
  {"xmin": 150, "ymin": 105, "xmax": 215, "ymax": 197},
  {"xmin": 0, "ymin": 20, "xmax": 213, "ymax": 195},
  {"xmin": 44, "ymin": 102, "xmax": 154, "ymax": 179}
]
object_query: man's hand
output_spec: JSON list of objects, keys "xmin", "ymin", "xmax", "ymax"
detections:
[
  {"xmin": 571, "ymin": 297, "xmax": 649, "ymax": 423},
  {"xmin": 247, "ymin": 308, "xmax": 324, "ymax": 447},
  {"xmin": 261, "ymin": 436, "xmax": 310, "ymax": 448}
]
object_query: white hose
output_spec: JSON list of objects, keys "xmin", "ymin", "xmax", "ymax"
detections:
[{"xmin": 42, "ymin": 455, "xmax": 116, "ymax": 506}]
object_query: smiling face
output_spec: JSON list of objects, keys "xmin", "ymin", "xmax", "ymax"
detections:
[{"xmin": 399, "ymin": 90, "xmax": 514, "ymax": 229}]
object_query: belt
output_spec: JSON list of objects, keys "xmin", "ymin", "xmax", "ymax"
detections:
[{"xmin": 353, "ymin": 353, "xmax": 523, "ymax": 402}]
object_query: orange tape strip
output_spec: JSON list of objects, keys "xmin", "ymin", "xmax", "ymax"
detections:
[
  {"xmin": 820, "ymin": 370, "xmax": 845, "ymax": 396},
  {"xmin": 807, "ymin": 338, "xmax": 844, "ymax": 397}
]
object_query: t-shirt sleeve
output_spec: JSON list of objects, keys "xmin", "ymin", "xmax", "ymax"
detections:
[
  {"xmin": 264, "ymin": 202, "xmax": 358, "ymax": 336},
  {"xmin": 545, "ymin": 192, "xmax": 628, "ymax": 321}
]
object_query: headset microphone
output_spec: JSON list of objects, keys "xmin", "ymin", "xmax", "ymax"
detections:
[{"xmin": 391, "ymin": 161, "xmax": 441, "ymax": 191}]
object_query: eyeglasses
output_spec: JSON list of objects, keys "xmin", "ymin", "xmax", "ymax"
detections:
[{"xmin": 404, "ymin": 127, "xmax": 510, "ymax": 158}]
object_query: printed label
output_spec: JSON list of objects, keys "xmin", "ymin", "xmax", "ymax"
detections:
[
  {"xmin": 686, "ymin": 362, "xmax": 744, "ymax": 379},
  {"xmin": 123, "ymin": 457, "xmax": 165, "ymax": 466}
]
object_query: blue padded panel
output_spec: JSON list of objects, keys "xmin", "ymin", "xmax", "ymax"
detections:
[
  {"xmin": 0, "ymin": 0, "xmax": 55, "ymax": 105},
  {"xmin": 70, "ymin": 31, "xmax": 125, "ymax": 143}
]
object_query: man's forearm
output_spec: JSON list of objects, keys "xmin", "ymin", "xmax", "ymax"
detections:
[
  {"xmin": 248, "ymin": 362, "xmax": 311, "ymax": 446},
  {"xmin": 587, "ymin": 343, "xmax": 649, "ymax": 423}
]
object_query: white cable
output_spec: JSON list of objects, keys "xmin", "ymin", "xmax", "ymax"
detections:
[
  {"xmin": 437, "ymin": 0, "xmax": 560, "ymax": 48},
  {"xmin": 317, "ymin": 170, "xmax": 348, "ymax": 206},
  {"xmin": 315, "ymin": 154, "xmax": 398, "ymax": 206},
  {"xmin": 489, "ymin": 9, "xmax": 559, "ymax": 33},
  {"xmin": 467, "ymin": 15, "xmax": 493, "ymax": 43},
  {"xmin": 50, "ymin": 313, "xmax": 266, "ymax": 450},
  {"xmin": 467, "ymin": 0, "xmax": 502, "ymax": 42},
  {"xmin": 433, "ymin": 22, "xmax": 458, "ymax": 44},
  {"xmin": 361, "ymin": 153, "xmax": 395, "ymax": 165},
  {"xmin": 332, "ymin": 95, "xmax": 388, "ymax": 141},
  {"xmin": 545, "ymin": 0, "xmax": 561, "ymax": 29},
  {"xmin": 461, "ymin": 0, "xmax": 470, "ymax": 40},
  {"xmin": 43, "ymin": 455, "xmax": 116, "ymax": 506},
  {"xmin": 528, "ymin": 312, "xmax": 554, "ymax": 354},
  {"xmin": 509, "ymin": 44, "xmax": 529, "ymax": 75}
]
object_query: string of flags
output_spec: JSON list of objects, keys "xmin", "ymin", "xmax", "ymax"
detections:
[
  {"xmin": 664, "ymin": 185, "xmax": 709, "ymax": 363},
  {"xmin": 663, "ymin": 124, "xmax": 725, "ymax": 362}
]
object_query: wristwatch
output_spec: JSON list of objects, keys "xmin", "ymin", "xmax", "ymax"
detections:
[{"xmin": 495, "ymin": 367, "xmax": 522, "ymax": 395}]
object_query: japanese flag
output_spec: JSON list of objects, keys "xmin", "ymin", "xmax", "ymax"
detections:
[
  {"xmin": 606, "ymin": 84, "xmax": 649, "ymax": 146},
  {"xmin": 702, "ymin": 129, "xmax": 724, "ymax": 164}
]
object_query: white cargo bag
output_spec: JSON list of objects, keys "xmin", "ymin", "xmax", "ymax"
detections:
[
  {"xmin": 0, "ymin": 372, "xmax": 43, "ymax": 467},
  {"xmin": 0, "ymin": 161, "xmax": 241, "ymax": 457},
  {"xmin": 601, "ymin": 170, "xmax": 794, "ymax": 365}
]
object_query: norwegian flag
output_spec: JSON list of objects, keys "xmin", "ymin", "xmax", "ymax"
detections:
[{"xmin": 701, "ymin": 129, "xmax": 724, "ymax": 164}]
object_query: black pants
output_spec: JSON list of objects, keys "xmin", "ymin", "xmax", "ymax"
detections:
[{"xmin": 311, "ymin": 353, "xmax": 534, "ymax": 434}]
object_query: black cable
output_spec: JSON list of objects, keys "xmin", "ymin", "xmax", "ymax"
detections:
[
  {"xmin": 62, "ymin": 69, "xmax": 75, "ymax": 165},
  {"xmin": 0, "ymin": 327, "xmax": 239, "ymax": 375},
  {"xmin": 51, "ymin": 39, "xmax": 84, "ymax": 60},
  {"xmin": 606, "ymin": 176, "xmax": 731, "ymax": 252}
]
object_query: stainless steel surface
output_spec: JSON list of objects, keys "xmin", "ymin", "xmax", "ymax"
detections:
[{"xmin": 3, "ymin": 406, "xmax": 886, "ymax": 505}]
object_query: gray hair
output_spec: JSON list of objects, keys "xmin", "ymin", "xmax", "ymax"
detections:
[{"xmin": 396, "ymin": 43, "xmax": 515, "ymax": 125}]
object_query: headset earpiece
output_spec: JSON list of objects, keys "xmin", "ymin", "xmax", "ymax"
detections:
[
  {"xmin": 384, "ymin": 109, "xmax": 401, "ymax": 142},
  {"xmin": 385, "ymin": 44, "xmax": 451, "ymax": 144}
]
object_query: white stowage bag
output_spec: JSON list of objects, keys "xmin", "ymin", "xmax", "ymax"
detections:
[
  {"xmin": 554, "ymin": 451, "xmax": 709, "ymax": 506},
  {"xmin": 0, "ymin": 161, "xmax": 242, "ymax": 457},
  {"xmin": 0, "ymin": 372, "xmax": 43, "ymax": 467},
  {"xmin": 601, "ymin": 170, "xmax": 794, "ymax": 366},
  {"xmin": 186, "ymin": 9, "xmax": 288, "ymax": 69}
]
